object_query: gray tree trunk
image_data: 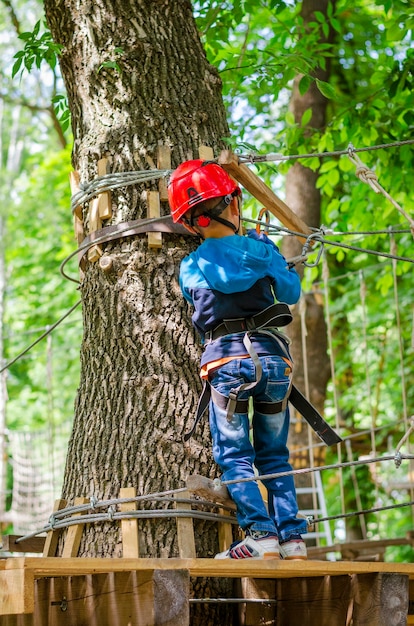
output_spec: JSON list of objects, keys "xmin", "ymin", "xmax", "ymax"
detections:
[{"xmin": 44, "ymin": 0, "xmax": 234, "ymax": 621}]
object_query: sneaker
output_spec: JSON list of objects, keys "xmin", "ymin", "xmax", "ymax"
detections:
[
  {"xmin": 279, "ymin": 534, "xmax": 307, "ymax": 560},
  {"xmin": 215, "ymin": 530, "xmax": 280, "ymax": 560}
]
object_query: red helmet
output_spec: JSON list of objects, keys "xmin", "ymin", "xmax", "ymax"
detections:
[{"xmin": 168, "ymin": 159, "xmax": 241, "ymax": 223}]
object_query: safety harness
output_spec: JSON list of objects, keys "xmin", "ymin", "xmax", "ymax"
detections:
[{"xmin": 184, "ymin": 302, "xmax": 342, "ymax": 447}]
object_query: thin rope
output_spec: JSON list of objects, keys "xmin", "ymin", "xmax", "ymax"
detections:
[
  {"xmin": 344, "ymin": 438, "xmax": 367, "ymax": 539},
  {"xmin": 322, "ymin": 254, "xmax": 345, "ymax": 519},
  {"xmin": 220, "ymin": 453, "xmax": 414, "ymax": 488},
  {"xmin": 390, "ymin": 234, "xmax": 409, "ymax": 427},
  {"xmin": 0, "ymin": 300, "xmax": 82, "ymax": 375},
  {"xmin": 71, "ymin": 169, "xmax": 172, "ymax": 215},
  {"xmin": 14, "ymin": 454, "xmax": 414, "ymax": 543},
  {"xmin": 390, "ymin": 231, "xmax": 414, "ymax": 523},
  {"xmin": 314, "ymin": 499, "xmax": 414, "ymax": 526},
  {"xmin": 359, "ymin": 269, "xmax": 380, "ymax": 521},
  {"xmin": 347, "ymin": 145, "xmax": 414, "ymax": 234},
  {"xmin": 238, "ymin": 138, "xmax": 414, "ymax": 164},
  {"xmin": 298, "ymin": 296, "xmax": 318, "ymax": 525}
]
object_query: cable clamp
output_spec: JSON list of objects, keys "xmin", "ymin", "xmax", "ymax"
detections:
[
  {"xmin": 394, "ymin": 452, "xmax": 402, "ymax": 469},
  {"xmin": 213, "ymin": 478, "xmax": 223, "ymax": 490},
  {"xmin": 90, "ymin": 496, "xmax": 98, "ymax": 510},
  {"xmin": 107, "ymin": 505, "xmax": 116, "ymax": 521},
  {"xmin": 48, "ymin": 513, "xmax": 57, "ymax": 529}
]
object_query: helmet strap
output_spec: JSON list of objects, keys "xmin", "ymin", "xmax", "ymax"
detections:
[{"xmin": 189, "ymin": 193, "xmax": 239, "ymax": 234}]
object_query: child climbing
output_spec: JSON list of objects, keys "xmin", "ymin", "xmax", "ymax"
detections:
[{"xmin": 168, "ymin": 159, "xmax": 307, "ymax": 560}]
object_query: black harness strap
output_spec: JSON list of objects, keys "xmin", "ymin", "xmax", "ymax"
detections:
[
  {"xmin": 183, "ymin": 379, "xmax": 342, "ymax": 446},
  {"xmin": 183, "ymin": 302, "xmax": 342, "ymax": 446}
]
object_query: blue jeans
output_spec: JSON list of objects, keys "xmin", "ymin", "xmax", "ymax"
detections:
[{"xmin": 209, "ymin": 356, "xmax": 307, "ymax": 541}]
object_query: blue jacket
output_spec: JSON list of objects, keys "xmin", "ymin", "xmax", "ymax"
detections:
[{"xmin": 179, "ymin": 230, "xmax": 301, "ymax": 367}]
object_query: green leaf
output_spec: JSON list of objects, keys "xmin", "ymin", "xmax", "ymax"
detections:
[
  {"xmin": 315, "ymin": 78, "xmax": 337, "ymax": 100},
  {"xmin": 298, "ymin": 74, "xmax": 312, "ymax": 96},
  {"xmin": 301, "ymin": 108, "xmax": 313, "ymax": 126}
]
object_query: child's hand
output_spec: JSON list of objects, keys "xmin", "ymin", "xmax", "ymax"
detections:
[{"xmin": 246, "ymin": 229, "xmax": 280, "ymax": 251}]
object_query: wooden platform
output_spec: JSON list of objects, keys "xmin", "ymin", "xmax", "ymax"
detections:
[
  {"xmin": 2, "ymin": 484, "xmax": 413, "ymax": 624},
  {"xmin": 1, "ymin": 556, "xmax": 413, "ymax": 625}
]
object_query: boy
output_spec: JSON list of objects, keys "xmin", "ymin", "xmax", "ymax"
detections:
[{"xmin": 168, "ymin": 159, "xmax": 307, "ymax": 560}]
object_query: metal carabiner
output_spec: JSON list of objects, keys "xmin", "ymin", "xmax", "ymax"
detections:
[
  {"xmin": 256, "ymin": 207, "xmax": 271, "ymax": 234},
  {"xmin": 301, "ymin": 232, "xmax": 325, "ymax": 268}
]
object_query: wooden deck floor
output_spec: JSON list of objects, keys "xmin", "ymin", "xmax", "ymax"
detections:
[{"xmin": 1, "ymin": 556, "xmax": 414, "ymax": 625}]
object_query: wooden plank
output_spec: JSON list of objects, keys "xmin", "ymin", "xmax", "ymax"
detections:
[
  {"xmin": 42, "ymin": 499, "xmax": 67, "ymax": 557},
  {"xmin": 308, "ymin": 535, "xmax": 414, "ymax": 559},
  {"xmin": 1, "ymin": 535, "xmax": 45, "ymax": 554},
  {"xmin": 217, "ymin": 508, "xmax": 234, "ymax": 554},
  {"xmin": 186, "ymin": 474, "xmax": 236, "ymax": 509},
  {"xmin": 276, "ymin": 575, "xmax": 353, "ymax": 626},
  {"xmin": 97, "ymin": 157, "xmax": 112, "ymax": 220},
  {"xmin": 35, "ymin": 571, "xmax": 155, "ymax": 626},
  {"xmin": 87, "ymin": 197, "xmax": 103, "ymax": 262},
  {"xmin": 0, "ymin": 568, "xmax": 34, "ymax": 615},
  {"xmin": 153, "ymin": 570, "xmax": 189, "ymax": 626},
  {"xmin": 4, "ymin": 556, "xmax": 414, "ymax": 581},
  {"xmin": 352, "ymin": 572, "xmax": 409, "ymax": 626},
  {"xmin": 239, "ymin": 578, "xmax": 277, "ymax": 626},
  {"xmin": 119, "ymin": 487, "xmax": 140, "ymax": 558},
  {"xmin": 147, "ymin": 191, "xmax": 162, "ymax": 248},
  {"xmin": 69, "ymin": 171, "xmax": 83, "ymax": 220},
  {"xmin": 218, "ymin": 149, "xmax": 313, "ymax": 243},
  {"xmin": 198, "ymin": 145, "xmax": 214, "ymax": 160},
  {"xmin": 175, "ymin": 491, "xmax": 196, "ymax": 559},
  {"xmin": 158, "ymin": 145, "xmax": 171, "ymax": 201},
  {"xmin": 61, "ymin": 497, "xmax": 89, "ymax": 558}
]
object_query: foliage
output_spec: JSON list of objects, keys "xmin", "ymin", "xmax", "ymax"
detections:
[
  {"xmin": 1, "ymin": 0, "xmax": 413, "ymax": 556},
  {"xmin": 12, "ymin": 19, "xmax": 62, "ymax": 77},
  {"xmin": 3, "ymin": 143, "xmax": 81, "ymax": 431}
]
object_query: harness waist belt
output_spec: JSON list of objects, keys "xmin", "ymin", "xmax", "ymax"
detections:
[
  {"xmin": 183, "ymin": 380, "xmax": 342, "ymax": 447},
  {"xmin": 204, "ymin": 303, "xmax": 292, "ymax": 342}
]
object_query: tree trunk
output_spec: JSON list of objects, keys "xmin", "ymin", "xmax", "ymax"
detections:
[
  {"xmin": 44, "ymin": 0, "xmax": 234, "ymax": 621},
  {"xmin": 283, "ymin": 0, "xmax": 333, "ymax": 471}
]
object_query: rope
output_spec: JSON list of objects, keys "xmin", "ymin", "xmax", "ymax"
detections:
[
  {"xmin": 347, "ymin": 145, "xmax": 414, "ymax": 234},
  {"xmin": 237, "ymin": 138, "xmax": 414, "ymax": 164},
  {"xmin": 71, "ymin": 169, "xmax": 172, "ymax": 215},
  {"xmin": 15, "ymin": 451, "xmax": 414, "ymax": 543},
  {"xmin": 0, "ymin": 300, "xmax": 82, "ymax": 375},
  {"xmin": 322, "ymin": 254, "xmax": 346, "ymax": 520},
  {"xmin": 395, "ymin": 417, "xmax": 414, "ymax": 468},
  {"xmin": 219, "ymin": 453, "xmax": 414, "ymax": 488},
  {"xmin": 298, "ymin": 296, "xmax": 318, "ymax": 521},
  {"xmin": 314, "ymin": 499, "xmax": 414, "ymax": 526}
]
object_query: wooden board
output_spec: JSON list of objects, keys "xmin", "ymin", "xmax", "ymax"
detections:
[
  {"xmin": 3, "ymin": 556, "xmax": 414, "ymax": 580},
  {"xmin": 1, "ymin": 535, "xmax": 45, "ymax": 554},
  {"xmin": 218, "ymin": 149, "xmax": 312, "ymax": 243},
  {"xmin": 175, "ymin": 491, "xmax": 196, "ymax": 559},
  {"xmin": 119, "ymin": 487, "xmax": 140, "ymax": 558},
  {"xmin": 0, "ymin": 568, "xmax": 34, "ymax": 615}
]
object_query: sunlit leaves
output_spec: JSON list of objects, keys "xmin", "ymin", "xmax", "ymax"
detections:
[{"xmin": 12, "ymin": 20, "xmax": 62, "ymax": 78}]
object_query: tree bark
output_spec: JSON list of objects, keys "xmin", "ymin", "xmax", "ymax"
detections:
[{"xmin": 44, "ymin": 0, "xmax": 233, "ymax": 621}]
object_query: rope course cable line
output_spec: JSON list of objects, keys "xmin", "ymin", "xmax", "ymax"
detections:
[
  {"xmin": 0, "ymin": 300, "xmax": 82, "ymax": 375},
  {"xmin": 70, "ymin": 139, "xmax": 414, "ymax": 214},
  {"xmin": 15, "ymin": 451, "xmax": 414, "ymax": 543},
  {"xmin": 236, "ymin": 138, "xmax": 414, "ymax": 163},
  {"xmin": 347, "ymin": 144, "xmax": 414, "ymax": 234}
]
